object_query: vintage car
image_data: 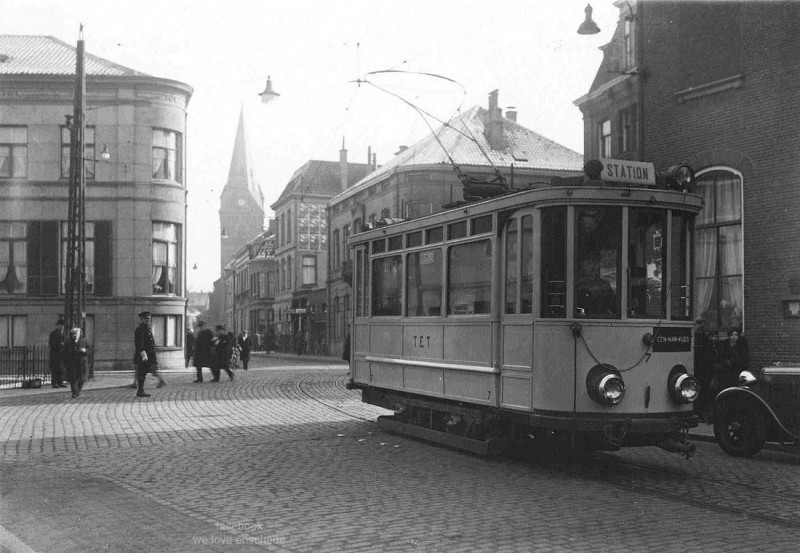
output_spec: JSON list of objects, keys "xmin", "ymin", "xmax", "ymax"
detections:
[{"xmin": 713, "ymin": 365, "xmax": 800, "ymax": 457}]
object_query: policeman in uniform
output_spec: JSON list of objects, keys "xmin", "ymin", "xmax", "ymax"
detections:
[{"xmin": 134, "ymin": 311, "xmax": 164, "ymax": 397}]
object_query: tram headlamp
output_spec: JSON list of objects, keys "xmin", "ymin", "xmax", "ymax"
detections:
[
  {"xmin": 586, "ymin": 365, "xmax": 625, "ymax": 406},
  {"xmin": 668, "ymin": 365, "xmax": 699, "ymax": 404},
  {"xmin": 664, "ymin": 164, "xmax": 695, "ymax": 192}
]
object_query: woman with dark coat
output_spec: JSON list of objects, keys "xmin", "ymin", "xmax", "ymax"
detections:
[
  {"xmin": 192, "ymin": 321, "xmax": 214, "ymax": 383},
  {"xmin": 211, "ymin": 325, "xmax": 234, "ymax": 382}
]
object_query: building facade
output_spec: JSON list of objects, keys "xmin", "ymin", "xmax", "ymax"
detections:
[
  {"xmin": 0, "ymin": 35, "xmax": 192, "ymax": 370},
  {"xmin": 326, "ymin": 91, "xmax": 585, "ymax": 357},
  {"xmin": 575, "ymin": 1, "xmax": 800, "ymax": 365},
  {"xmin": 270, "ymin": 149, "xmax": 371, "ymax": 353}
]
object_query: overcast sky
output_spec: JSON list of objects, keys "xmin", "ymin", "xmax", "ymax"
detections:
[{"xmin": 5, "ymin": 0, "xmax": 620, "ymax": 292}]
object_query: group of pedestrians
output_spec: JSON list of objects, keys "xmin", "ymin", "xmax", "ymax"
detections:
[
  {"xmin": 185, "ymin": 321, "xmax": 251, "ymax": 383},
  {"xmin": 694, "ymin": 319, "xmax": 750, "ymax": 421},
  {"xmin": 48, "ymin": 317, "xmax": 89, "ymax": 399}
]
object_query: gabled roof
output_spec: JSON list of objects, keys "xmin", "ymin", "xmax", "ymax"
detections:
[
  {"xmin": 224, "ymin": 107, "xmax": 264, "ymax": 208},
  {"xmin": 272, "ymin": 159, "xmax": 372, "ymax": 207},
  {"xmin": 331, "ymin": 105, "xmax": 583, "ymax": 203},
  {"xmin": 0, "ymin": 35, "xmax": 149, "ymax": 76}
]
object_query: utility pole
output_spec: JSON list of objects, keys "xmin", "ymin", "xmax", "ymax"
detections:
[{"xmin": 64, "ymin": 27, "xmax": 86, "ymax": 332}]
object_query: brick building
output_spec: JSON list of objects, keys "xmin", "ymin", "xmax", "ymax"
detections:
[{"xmin": 575, "ymin": 1, "xmax": 800, "ymax": 365}]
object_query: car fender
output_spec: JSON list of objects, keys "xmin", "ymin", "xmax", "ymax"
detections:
[{"xmin": 716, "ymin": 387, "xmax": 799, "ymax": 445}]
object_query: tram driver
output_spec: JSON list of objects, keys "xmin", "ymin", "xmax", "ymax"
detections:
[{"xmin": 575, "ymin": 249, "xmax": 617, "ymax": 316}]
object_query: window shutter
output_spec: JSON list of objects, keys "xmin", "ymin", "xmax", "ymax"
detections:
[{"xmin": 94, "ymin": 220, "xmax": 112, "ymax": 296}]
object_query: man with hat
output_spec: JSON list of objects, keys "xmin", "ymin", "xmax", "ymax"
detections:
[
  {"xmin": 192, "ymin": 320, "xmax": 214, "ymax": 383},
  {"xmin": 134, "ymin": 311, "xmax": 165, "ymax": 397},
  {"xmin": 211, "ymin": 324, "xmax": 234, "ymax": 382},
  {"xmin": 48, "ymin": 316, "xmax": 67, "ymax": 388},
  {"xmin": 64, "ymin": 327, "xmax": 88, "ymax": 398}
]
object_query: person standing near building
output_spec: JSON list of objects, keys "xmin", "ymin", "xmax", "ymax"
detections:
[
  {"xmin": 134, "ymin": 311, "xmax": 165, "ymax": 397},
  {"xmin": 185, "ymin": 325, "xmax": 195, "ymax": 368},
  {"xmin": 64, "ymin": 327, "xmax": 88, "ymax": 399},
  {"xmin": 211, "ymin": 325, "xmax": 234, "ymax": 382},
  {"xmin": 238, "ymin": 330, "xmax": 252, "ymax": 370},
  {"xmin": 48, "ymin": 317, "xmax": 67, "ymax": 388},
  {"xmin": 192, "ymin": 320, "xmax": 213, "ymax": 383}
]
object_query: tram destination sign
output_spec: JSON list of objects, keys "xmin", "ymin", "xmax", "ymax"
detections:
[
  {"xmin": 652, "ymin": 327, "xmax": 692, "ymax": 352},
  {"xmin": 600, "ymin": 158, "xmax": 656, "ymax": 186}
]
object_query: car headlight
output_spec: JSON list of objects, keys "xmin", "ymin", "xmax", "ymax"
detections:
[
  {"xmin": 668, "ymin": 365, "xmax": 699, "ymax": 404},
  {"xmin": 586, "ymin": 365, "xmax": 625, "ymax": 406},
  {"xmin": 738, "ymin": 370, "xmax": 757, "ymax": 388}
]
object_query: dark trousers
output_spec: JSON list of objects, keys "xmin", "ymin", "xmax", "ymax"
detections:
[
  {"xmin": 211, "ymin": 366, "xmax": 233, "ymax": 381},
  {"xmin": 135, "ymin": 362, "xmax": 153, "ymax": 393},
  {"xmin": 67, "ymin": 364, "xmax": 86, "ymax": 396},
  {"xmin": 241, "ymin": 356, "xmax": 249, "ymax": 370},
  {"xmin": 50, "ymin": 356, "xmax": 64, "ymax": 387},
  {"xmin": 195, "ymin": 365, "xmax": 205, "ymax": 382}
]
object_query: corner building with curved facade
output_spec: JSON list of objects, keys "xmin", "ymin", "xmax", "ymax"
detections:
[{"xmin": 0, "ymin": 35, "xmax": 192, "ymax": 370}]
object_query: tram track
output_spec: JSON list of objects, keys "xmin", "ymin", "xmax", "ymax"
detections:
[{"xmin": 295, "ymin": 372, "xmax": 377, "ymax": 423}]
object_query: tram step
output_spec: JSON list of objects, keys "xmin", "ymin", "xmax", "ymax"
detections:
[{"xmin": 377, "ymin": 415, "xmax": 495, "ymax": 456}]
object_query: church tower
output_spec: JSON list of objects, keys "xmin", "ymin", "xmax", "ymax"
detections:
[{"xmin": 219, "ymin": 106, "xmax": 266, "ymax": 272}]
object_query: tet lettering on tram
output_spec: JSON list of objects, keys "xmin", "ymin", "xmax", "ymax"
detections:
[
  {"xmin": 599, "ymin": 158, "xmax": 656, "ymax": 186},
  {"xmin": 412, "ymin": 335, "xmax": 431, "ymax": 349}
]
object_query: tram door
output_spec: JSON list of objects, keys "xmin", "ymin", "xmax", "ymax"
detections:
[{"xmin": 499, "ymin": 211, "xmax": 537, "ymax": 411}]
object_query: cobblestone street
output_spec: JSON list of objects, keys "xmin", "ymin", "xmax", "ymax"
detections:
[{"xmin": 1, "ymin": 358, "xmax": 798, "ymax": 553}]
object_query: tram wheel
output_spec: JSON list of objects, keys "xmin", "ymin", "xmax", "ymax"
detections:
[{"xmin": 713, "ymin": 401, "xmax": 765, "ymax": 457}]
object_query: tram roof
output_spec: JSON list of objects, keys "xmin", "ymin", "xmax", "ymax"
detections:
[{"xmin": 349, "ymin": 185, "xmax": 704, "ymax": 244}]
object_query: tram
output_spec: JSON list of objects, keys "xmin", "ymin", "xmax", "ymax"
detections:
[{"xmin": 346, "ymin": 159, "xmax": 703, "ymax": 457}]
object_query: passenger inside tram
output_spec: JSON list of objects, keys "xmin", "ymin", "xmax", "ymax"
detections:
[{"xmin": 575, "ymin": 249, "xmax": 617, "ymax": 316}]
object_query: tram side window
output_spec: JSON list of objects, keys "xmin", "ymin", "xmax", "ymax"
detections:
[
  {"xmin": 448, "ymin": 240, "xmax": 492, "ymax": 315},
  {"xmin": 541, "ymin": 207, "xmax": 567, "ymax": 317},
  {"xmin": 371, "ymin": 255, "xmax": 402, "ymax": 316},
  {"xmin": 521, "ymin": 215, "xmax": 533, "ymax": 313},
  {"xmin": 406, "ymin": 249, "xmax": 442, "ymax": 316},
  {"xmin": 670, "ymin": 212, "xmax": 693, "ymax": 320},
  {"xmin": 628, "ymin": 209, "xmax": 666, "ymax": 318},
  {"xmin": 505, "ymin": 218, "xmax": 518, "ymax": 314},
  {"xmin": 575, "ymin": 206, "xmax": 621, "ymax": 318},
  {"xmin": 355, "ymin": 250, "xmax": 365, "ymax": 316}
]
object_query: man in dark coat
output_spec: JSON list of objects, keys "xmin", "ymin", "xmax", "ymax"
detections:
[
  {"xmin": 192, "ymin": 320, "xmax": 214, "ymax": 383},
  {"xmin": 64, "ymin": 327, "xmax": 88, "ymax": 398},
  {"xmin": 185, "ymin": 325, "xmax": 195, "ymax": 368},
  {"xmin": 211, "ymin": 325, "xmax": 234, "ymax": 382},
  {"xmin": 134, "ymin": 311, "xmax": 164, "ymax": 397},
  {"xmin": 238, "ymin": 330, "xmax": 252, "ymax": 370},
  {"xmin": 48, "ymin": 317, "xmax": 67, "ymax": 388}
]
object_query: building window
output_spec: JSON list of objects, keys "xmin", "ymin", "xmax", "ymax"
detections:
[
  {"xmin": 152, "ymin": 222, "xmax": 180, "ymax": 295},
  {"xmin": 333, "ymin": 296, "xmax": 341, "ymax": 339},
  {"xmin": 151, "ymin": 314, "xmax": 181, "ymax": 347},
  {"xmin": 695, "ymin": 169, "xmax": 744, "ymax": 331},
  {"xmin": 332, "ymin": 229, "xmax": 340, "ymax": 270},
  {"xmin": 619, "ymin": 105, "xmax": 637, "ymax": 155},
  {"xmin": 598, "ymin": 119, "xmax": 612, "ymax": 158},
  {"xmin": 302, "ymin": 256, "xmax": 317, "ymax": 285},
  {"xmin": 60, "ymin": 221, "xmax": 112, "ymax": 296},
  {"xmin": 623, "ymin": 17, "xmax": 634, "ymax": 70},
  {"xmin": 287, "ymin": 209, "xmax": 292, "ymax": 244},
  {"xmin": 28, "ymin": 221, "xmax": 59, "ymax": 296},
  {"xmin": 0, "ymin": 222, "xmax": 27, "ymax": 295},
  {"xmin": 0, "ymin": 315, "xmax": 26, "ymax": 347},
  {"xmin": 343, "ymin": 225, "xmax": 351, "ymax": 261},
  {"xmin": 287, "ymin": 256, "xmax": 292, "ymax": 290},
  {"xmin": 61, "ymin": 126, "xmax": 95, "ymax": 180},
  {"xmin": 298, "ymin": 204, "xmax": 326, "ymax": 251},
  {"xmin": 0, "ymin": 126, "xmax": 27, "ymax": 178},
  {"xmin": 152, "ymin": 129, "xmax": 182, "ymax": 182}
]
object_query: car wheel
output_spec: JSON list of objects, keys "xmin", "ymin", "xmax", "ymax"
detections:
[{"xmin": 713, "ymin": 401, "xmax": 766, "ymax": 457}]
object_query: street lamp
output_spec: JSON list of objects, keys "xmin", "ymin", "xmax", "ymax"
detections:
[
  {"xmin": 258, "ymin": 76, "xmax": 280, "ymax": 104},
  {"xmin": 577, "ymin": 4, "xmax": 601, "ymax": 35}
]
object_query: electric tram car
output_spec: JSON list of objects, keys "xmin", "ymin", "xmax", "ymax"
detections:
[{"xmin": 346, "ymin": 159, "xmax": 703, "ymax": 457}]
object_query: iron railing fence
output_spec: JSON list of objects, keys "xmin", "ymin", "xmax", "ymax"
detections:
[{"xmin": 0, "ymin": 345, "xmax": 94, "ymax": 389}]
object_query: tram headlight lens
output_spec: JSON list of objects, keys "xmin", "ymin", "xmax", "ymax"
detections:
[
  {"xmin": 587, "ymin": 365, "xmax": 625, "ymax": 406},
  {"xmin": 668, "ymin": 365, "xmax": 699, "ymax": 404}
]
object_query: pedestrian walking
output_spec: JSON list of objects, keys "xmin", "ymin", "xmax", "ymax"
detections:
[
  {"xmin": 185, "ymin": 325, "xmax": 195, "ymax": 368},
  {"xmin": 227, "ymin": 331, "xmax": 238, "ymax": 371},
  {"xmin": 64, "ymin": 327, "xmax": 88, "ymax": 398},
  {"xmin": 238, "ymin": 330, "xmax": 252, "ymax": 370},
  {"xmin": 192, "ymin": 320, "xmax": 213, "ymax": 383},
  {"xmin": 211, "ymin": 325, "xmax": 234, "ymax": 382},
  {"xmin": 48, "ymin": 316, "xmax": 67, "ymax": 388},
  {"xmin": 134, "ymin": 311, "xmax": 165, "ymax": 397}
]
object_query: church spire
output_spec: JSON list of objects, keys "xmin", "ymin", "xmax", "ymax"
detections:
[{"xmin": 224, "ymin": 104, "xmax": 264, "ymax": 208}]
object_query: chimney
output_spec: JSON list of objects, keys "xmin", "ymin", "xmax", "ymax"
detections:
[
  {"xmin": 372, "ymin": 152, "xmax": 377, "ymax": 171},
  {"xmin": 367, "ymin": 146, "xmax": 372, "ymax": 169},
  {"xmin": 505, "ymin": 106, "xmax": 517, "ymax": 122},
  {"xmin": 340, "ymin": 137, "xmax": 349, "ymax": 191},
  {"xmin": 485, "ymin": 89, "xmax": 506, "ymax": 150},
  {"xmin": 395, "ymin": 145, "xmax": 408, "ymax": 156}
]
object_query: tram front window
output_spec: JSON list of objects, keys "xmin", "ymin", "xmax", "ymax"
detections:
[
  {"xmin": 628, "ymin": 209, "xmax": 666, "ymax": 318},
  {"xmin": 575, "ymin": 207, "xmax": 621, "ymax": 318}
]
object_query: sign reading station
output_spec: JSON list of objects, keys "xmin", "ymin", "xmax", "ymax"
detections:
[
  {"xmin": 600, "ymin": 158, "xmax": 656, "ymax": 186},
  {"xmin": 652, "ymin": 327, "xmax": 692, "ymax": 352}
]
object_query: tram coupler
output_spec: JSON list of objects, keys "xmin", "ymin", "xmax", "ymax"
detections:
[{"xmin": 659, "ymin": 438, "xmax": 696, "ymax": 459}]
